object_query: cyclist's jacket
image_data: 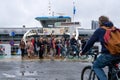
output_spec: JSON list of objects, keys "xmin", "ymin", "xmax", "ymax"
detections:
[
  {"xmin": 70, "ymin": 38, "xmax": 77, "ymax": 45},
  {"xmin": 82, "ymin": 22, "xmax": 113, "ymax": 54}
]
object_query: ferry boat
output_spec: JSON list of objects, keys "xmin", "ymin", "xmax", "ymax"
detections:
[{"xmin": 0, "ymin": 16, "xmax": 100, "ymax": 55}]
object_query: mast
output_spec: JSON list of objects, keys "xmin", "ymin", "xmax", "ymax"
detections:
[{"xmin": 48, "ymin": 0, "xmax": 51, "ymax": 16}]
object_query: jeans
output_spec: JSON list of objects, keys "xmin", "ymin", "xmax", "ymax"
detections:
[
  {"xmin": 93, "ymin": 53, "xmax": 120, "ymax": 80},
  {"xmin": 71, "ymin": 45, "xmax": 79, "ymax": 53},
  {"xmin": 71, "ymin": 45, "xmax": 79, "ymax": 57}
]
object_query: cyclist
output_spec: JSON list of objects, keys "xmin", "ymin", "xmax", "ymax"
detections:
[
  {"xmin": 70, "ymin": 35, "xmax": 79, "ymax": 57},
  {"xmin": 80, "ymin": 15, "xmax": 120, "ymax": 80}
]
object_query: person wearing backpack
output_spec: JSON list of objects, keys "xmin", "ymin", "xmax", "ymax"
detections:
[{"xmin": 80, "ymin": 15, "xmax": 120, "ymax": 80}]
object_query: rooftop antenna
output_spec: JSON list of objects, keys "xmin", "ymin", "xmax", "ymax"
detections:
[{"xmin": 48, "ymin": 0, "xmax": 52, "ymax": 16}]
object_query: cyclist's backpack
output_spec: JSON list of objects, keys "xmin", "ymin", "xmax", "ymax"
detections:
[{"xmin": 102, "ymin": 26, "xmax": 120, "ymax": 55}]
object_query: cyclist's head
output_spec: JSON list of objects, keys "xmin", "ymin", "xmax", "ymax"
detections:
[
  {"xmin": 99, "ymin": 15, "xmax": 109, "ymax": 26},
  {"xmin": 99, "ymin": 15, "xmax": 114, "ymax": 27}
]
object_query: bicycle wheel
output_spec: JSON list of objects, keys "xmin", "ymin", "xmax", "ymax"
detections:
[
  {"xmin": 81, "ymin": 66, "xmax": 99, "ymax": 80},
  {"xmin": 80, "ymin": 55, "xmax": 89, "ymax": 60},
  {"xmin": 67, "ymin": 50, "xmax": 74, "ymax": 59}
]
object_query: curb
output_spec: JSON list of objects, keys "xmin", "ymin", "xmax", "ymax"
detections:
[{"xmin": 0, "ymin": 55, "xmax": 93, "ymax": 62}]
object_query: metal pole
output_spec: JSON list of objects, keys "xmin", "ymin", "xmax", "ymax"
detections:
[{"xmin": 70, "ymin": 1, "xmax": 76, "ymax": 38}]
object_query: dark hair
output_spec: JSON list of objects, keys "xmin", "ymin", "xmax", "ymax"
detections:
[
  {"xmin": 99, "ymin": 16, "xmax": 109, "ymax": 26},
  {"xmin": 102, "ymin": 21, "xmax": 114, "ymax": 27}
]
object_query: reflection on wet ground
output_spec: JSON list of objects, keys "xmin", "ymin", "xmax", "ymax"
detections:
[
  {"xmin": 0, "ymin": 54, "xmax": 93, "ymax": 62},
  {"xmin": 0, "ymin": 59, "xmax": 91, "ymax": 80},
  {"xmin": 0, "ymin": 55, "xmax": 92, "ymax": 80}
]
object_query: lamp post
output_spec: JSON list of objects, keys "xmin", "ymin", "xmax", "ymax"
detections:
[{"xmin": 22, "ymin": 25, "xmax": 26, "ymax": 33}]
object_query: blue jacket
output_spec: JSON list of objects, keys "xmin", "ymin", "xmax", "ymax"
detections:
[
  {"xmin": 70, "ymin": 38, "xmax": 77, "ymax": 45},
  {"xmin": 82, "ymin": 27, "xmax": 110, "ymax": 54}
]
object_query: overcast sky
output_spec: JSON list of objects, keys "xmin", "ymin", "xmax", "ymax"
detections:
[{"xmin": 0, "ymin": 0, "xmax": 120, "ymax": 29}]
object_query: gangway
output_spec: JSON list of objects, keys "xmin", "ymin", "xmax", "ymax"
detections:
[{"xmin": 23, "ymin": 29, "xmax": 38, "ymax": 44}]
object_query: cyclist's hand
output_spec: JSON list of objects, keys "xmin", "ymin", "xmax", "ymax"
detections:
[{"xmin": 79, "ymin": 51, "xmax": 83, "ymax": 56}]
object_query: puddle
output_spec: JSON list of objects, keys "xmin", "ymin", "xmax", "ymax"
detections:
[
  {"xmin": 3, "ymin": 73, "xmax": 16, "ymax": 78},
  {"xmin": 21, "ymin": 78, "xmax": 40, "ymax": 80},
  {"xmin": 18, "ymin": 71, "xmax": 39, "ymax": 76}
]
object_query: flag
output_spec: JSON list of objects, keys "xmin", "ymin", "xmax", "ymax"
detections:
[{"xmin": 73, "ymin": 6, "xmax": 76, "ymax": 15}]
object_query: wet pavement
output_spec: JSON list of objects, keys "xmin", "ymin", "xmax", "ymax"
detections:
[{"xmin": 0, "ymin": 55, "xmax": 92, "ymax": 80}]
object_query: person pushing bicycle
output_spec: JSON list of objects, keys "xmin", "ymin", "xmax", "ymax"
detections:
[{"xmin": 80, "ymin": 15, "xmax": 120, "ymax": 80}]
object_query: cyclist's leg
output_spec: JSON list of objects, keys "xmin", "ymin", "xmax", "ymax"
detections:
[
  {"xmin": 93, "ymin": 54, "xmax": 111, "ymax": 80},
  {"xmin": 93, "ymin": 53, "xmax": 120, "ymax": 80}
]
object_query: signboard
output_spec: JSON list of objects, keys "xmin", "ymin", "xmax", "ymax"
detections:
[
  {"xmin": 55, "ymin": 22, "xmax": 80, "ymax": 27},
  {"xmin": 0, "ymin": 44, "xmax": 11, "ymax": 55},
  {"xmin": 9, "ymin": 32, "xmax": 15, "ymax": 36},
  {"xmin": 43, "ymin": 28, "xmax": 65, "ymax": 35}
]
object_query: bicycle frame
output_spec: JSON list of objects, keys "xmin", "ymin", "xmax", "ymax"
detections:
[
  {"xmin": 81, "ymin": 51, "xmax": 100, "ymax": 80},
  {"xmin": 108, "ymin": 62, "xmax": 120, "ymax": 80}
]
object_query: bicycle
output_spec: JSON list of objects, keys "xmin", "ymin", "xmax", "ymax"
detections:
[
  {"xmin": 81, "ymin": 50, "xmax": 120, "ymax": 80},
  {"xmin": 66, "ymin": 45, "xmax": 89, "ymax": 59}
]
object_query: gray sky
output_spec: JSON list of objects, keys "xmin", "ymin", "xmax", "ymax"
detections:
[{"xmin": 0, "ymin": 0, "xmax": 120, "ymax": 29}]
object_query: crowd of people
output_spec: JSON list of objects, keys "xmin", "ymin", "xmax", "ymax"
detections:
[{"xmin": 19, "ymin": 35, "xmax": 87, "ymax": 59}]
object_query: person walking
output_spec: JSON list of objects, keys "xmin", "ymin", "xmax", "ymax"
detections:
[
  {"xmin": 81, "ymin": 37, "xmax": 86, "ymax": 50},
  {"xmin": 50, "ymin": 36, "xmax": 56, "ymax": 57},
  {"xmin": 80, "ymin": 15, "xmax": 120, "ymax": 80},
  {"xmin": 26, "ymin": 38, "xmax": 34, "ymax": 58},
  {"xmin": 37, "ymin": 37, "xmax": 45, "ymax": 59},
  {"xmin": 70, "ymin": 35, "xmax": 79, "ymax": 57},
  {"xmin": 77, "ymin": 36, "xmax": 82, "ymax": 51},
  {"xmin": 19, "ymin": 39, "xmax": 26, "ymax": 59}
]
